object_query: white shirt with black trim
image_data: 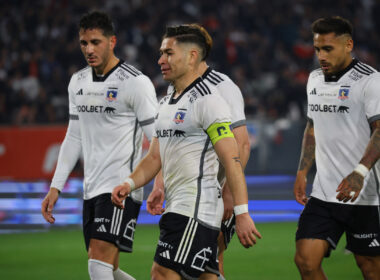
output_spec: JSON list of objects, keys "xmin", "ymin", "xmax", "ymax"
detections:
[
  {"xmin": 155, "ymin": 77, "xmax": 232, "ymax": 229},
  {"xmin": 307, "ymin": 59, "xmax": 380, "ymax": 205},
  {"xmin": 51, "ymin": 61, "xmax": 158, "ymax": 201}
]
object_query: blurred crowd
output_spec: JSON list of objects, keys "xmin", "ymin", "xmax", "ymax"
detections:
[{"xmin": 0, "ymin": 0, "xmax": 379, "ymax": 125}]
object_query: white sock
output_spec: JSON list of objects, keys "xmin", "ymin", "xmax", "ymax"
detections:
[
  {"xmin": 113, "ymin": 268, "xmax": 136, "ymax": 280},
  {"xmin": 88, "ymin": 259, "xmax": 114, "ymax": 280},
  {"xmin": 218, "ymin": 275, "xmax": 226, "ymax": 280}
]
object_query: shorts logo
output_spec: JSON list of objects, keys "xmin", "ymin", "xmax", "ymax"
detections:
[
  {"xmin": 337, "ymin": 106, "xmax": 349, "ymax": 113},
  {"xmin": 106, "ymin": 89, "xmax": 118, "ymax": 101},
  {"xmin": 369, "ymin": 239, "xmax": 380, "ymax": 247},
  {"xmin": 97, "ymin": 224, "xmax": 107, "ymax": 233},
  {"xmin": 123, "ymin": 219, "xmax": 137, "ymax": 241},
  {"xmin": 174, "ymin": 111, "xmax": 186, "ymax": 124},
  {"xmin": 338, "ymin": 87, "xmax": 349, "ymax": 100},
  {"xmin": 191, "ymin": 247, "xmax": 212, "ymax": 271},
  {"xmin": 159, "ymin": 250, "xmax": 171, "ymax": 259}
]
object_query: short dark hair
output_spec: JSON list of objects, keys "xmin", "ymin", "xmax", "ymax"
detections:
[
  {"xmin": 163, "ymin": 24, "xmax": 213, "ymax": 61},
  {"xmin": 79, "ymin": 11, "xmax": 115, "ymax": 36},
  {"xmin": 311, "ymin": 16, "xmax": 353, "ymax": 37}
]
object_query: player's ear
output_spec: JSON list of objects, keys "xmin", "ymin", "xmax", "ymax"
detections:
[
  {"xmin": 110, "ymin": 35, "xmax": 117, "ymax": 50},
  {"xmin": 345, "ymin": 37, "xmax": 353, "ymax": 53}
]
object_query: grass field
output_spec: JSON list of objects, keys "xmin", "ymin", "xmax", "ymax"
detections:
[{"xmin": 0, "ymin": 222, "xmax": 362, "ymax": 279}]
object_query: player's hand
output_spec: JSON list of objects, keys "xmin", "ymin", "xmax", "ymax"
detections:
[
  {"xmin": 235, "ymin": 213, "xmax": 262, "ymax": 248},
  {"xmin": 41, "ymin": 188, "xmax": 60, "ymax": 224},
  {"xmin": 147, "ymin": 187, "xmax": 165, "ymax": 215},
  {"xmin": 111, "ymin": 183, "xmax": 131, "ymax": 209},
  {"xmin": 336, "ymin": 171, "xmax": 364, "ymax": 203},
  {"xmin": 293, "ymin": 171, "xmax": 308, "ymax": 205},
  {"xmin": 222, "ymin": 189, "xmax": 234, "ymax": 221}
]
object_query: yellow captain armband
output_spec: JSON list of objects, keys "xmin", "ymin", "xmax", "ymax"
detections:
[{"xmin": 206, "ymin": 122, "xmax": 234, "ymax": 145}]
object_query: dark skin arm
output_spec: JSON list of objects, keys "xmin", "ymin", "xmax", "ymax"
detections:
[
  {"xmin": 336, "ymin": 120, "xmax": 380, "ymax": 202},
  {"xmin": 293, "ymin": 119, "xmax": 315, "ymax": 205}
]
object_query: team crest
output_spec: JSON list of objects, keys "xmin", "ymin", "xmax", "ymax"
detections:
[
  {"xmin": 173, "ymin": 111, "xmax": 186, "ymax": 124},
  {"xmin": 106, "ymin": 89, "xmax": 118, "ymax": 101},
  {"xmin": 338, "ymin": 88, "xmax": 349, "ymax": 100}
]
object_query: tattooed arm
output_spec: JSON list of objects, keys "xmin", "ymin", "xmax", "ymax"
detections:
[
  {"xmin": 336, "ymin": 120, "xmax": 380, "ymax": 203},
  {"xmin": 294, "ymin": 118, "xmax": 315, "ymax": 205}
]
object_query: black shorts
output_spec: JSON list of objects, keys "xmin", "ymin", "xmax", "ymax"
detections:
[
  {"xmin": 221, "ymin": 214, "xmax": 236, "ymax": 249},
  {"xmin": 83, "ymin": 193, "xmax": 141, "ymax": 252},
  {"xmin": 154, "ymin": 212, "xmax": 220, "ymax": 279},
  {"xmin": 296, "ymin": 197, "xmax": 380, "ymax": 257}
]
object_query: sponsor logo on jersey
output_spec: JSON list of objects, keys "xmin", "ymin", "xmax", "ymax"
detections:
[
  {"xmin": 76, "ymin": 89, "xmax": 83, "ymax": 95},
  {"xmin": 338, "ymin": 87, "xmax": 349, "ymax": 100},
  {"xmin": 309, "ymin": 104, "xmax": 349, "ymax": 113},
  {"xmin": 156, "ymin": 129, "xmax": 186, "ymax": 138},
  {"xmin": 173, "ymin": 111, "xmax": 186, "ymax": 124},
  {"xmin": 309, "ymin": 88, "xmax": 317, "ymax": 95},
  {"xmin": 76, "ymin": 105, "xmax": 116, "ymax": 114},
  {"xmin": 104, "ymin": 107, "xmax": 116, "ymax": 114},
  {"xmin": 106, "ymin": 89, "xmax": 118, "ymax": 101}
]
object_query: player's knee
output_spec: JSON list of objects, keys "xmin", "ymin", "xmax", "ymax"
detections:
[
  {"xmin": 151, "ymin": 263, "xmax": 165, "ymax": 280},
  {"xmin": 294, "ymin": 252, "xmax": 319, "ymax": 275},
  {"xmin": 355, "ymin": 256, "xmax": 379, "ymax": 280}
]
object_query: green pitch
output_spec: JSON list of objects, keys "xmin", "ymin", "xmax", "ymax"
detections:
[{"xmin": 0, "ymin": 222, "xmax": 361, "ymax": 279}]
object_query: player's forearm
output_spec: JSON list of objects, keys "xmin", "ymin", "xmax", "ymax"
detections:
[
  {"xmin": 233, "ymin": 126, "xmax": 250, "ymax": 169},
  {"xmin": 359, "ymin": 124, "xmax": 380, "ymax": 170},
  {"xmin": 128, "ymin": 138, "xmax": 161, "ymax": 189},
  {"xmin": 297, "ymin": 119, "xmax": 315, "ymax": 175},
  {"xmin": 214, "ymin": 138, "xmax": 248, "ymax": 206},
  {"xmin": 152, "ymin": 169, "xmax": 164, "ymax": 191}
]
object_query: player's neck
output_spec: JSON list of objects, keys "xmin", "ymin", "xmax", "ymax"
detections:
[
  {"xmin": 173, "ymin": 69, "xmax": 200, "ymax": 98},
  {"xmin": 93, "ymin": 55, "xmax": 119, "ymax": 76}
]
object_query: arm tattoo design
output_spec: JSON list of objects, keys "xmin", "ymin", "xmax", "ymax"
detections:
[
  {"xmin": 233, "ymin": 156, "xmax": 242, "ymax": 167},
  {"xmin": 298, "ymin": 120, "xmax": 316, "ymax": 172}
]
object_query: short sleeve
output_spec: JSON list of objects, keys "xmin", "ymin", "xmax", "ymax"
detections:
[
  {"xmin": 217, "ymin": 80, "xmax": 246, "ymax": 128},
  {"xmin": 128, "ymin": 75, "xmax": 158, "ymax": 125},
  {"xmin": 364, "ymin": 73, "xmax": 380, "ymax": 123},
  {"xmin": 193, "ymin": 88, "xmax": 232, "ymax": 130}
]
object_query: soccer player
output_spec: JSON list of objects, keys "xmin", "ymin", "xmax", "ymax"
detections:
[
  {"xmin": 294, "ymin": 16, "xmax": 380, "ymax": 279},
  {"xmin": 41, "ymin": 11, "xmax": 158, "ymax": 280},
  {"xmin": 112, "ymin": 25, "xmax": 261, "ymax": 280},
  {"xmin": 146, "ymin": 24, "xmax": 250, "ymax": 280}
]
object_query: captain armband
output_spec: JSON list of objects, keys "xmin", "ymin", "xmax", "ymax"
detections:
[{"xmin": 206, "ymin": 122, "xmax": 234, "ymax": 145}]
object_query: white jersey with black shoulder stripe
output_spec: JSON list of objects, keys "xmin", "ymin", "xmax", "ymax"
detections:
[
  {"xmin": 167, "ymin": 68, "xmax": 246, "ymax": 129},
  {"xmin": 307, "ymin": 59, "xmax": 380, "ymax": 205},
  {"xmin": 155, "ymin": 77, "xmax": 232, "ymax": 229},
  {"xmin": 54, "ymin": 60, "xmax": 158, "ymax": 201}
]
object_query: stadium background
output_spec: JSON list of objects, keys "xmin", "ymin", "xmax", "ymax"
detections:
[{"xmin": 0, "ymin": 0, "xmax": 378, "ymax": 279}]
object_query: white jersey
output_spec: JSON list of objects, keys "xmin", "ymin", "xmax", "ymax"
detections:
[
  {"xmin": 155, "ymin": 77, "xmax": 232, "ymax": 229},
  {"xmin": 51, "ymin": 61, "xmax": 158, "ymax": 201},
  {"xmin": 307, "ymin": 59, "xmax": 380, "ymax": 205},
  {"xmin": 167, "ymin": 68, "xmax": 246, "ymax": 128},
  {"xmin": 168, "ymin": 68, "xmax": 247, "ymax": 185}
]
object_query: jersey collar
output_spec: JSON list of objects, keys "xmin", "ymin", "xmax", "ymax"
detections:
[
  {"xmin": 169, "ymin": 77, "xmax": 203, "ymax": 104},
  {"xmin": 92, "ymin": 60, "xmax": 123, "ymax": 82},
  {"xmin": 324, "ymin": 58, "xmax": 357, "ymax": 82},
  {"xmin": 201, "ymin": 67, "xmax": 213, "ymax": 79}
]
